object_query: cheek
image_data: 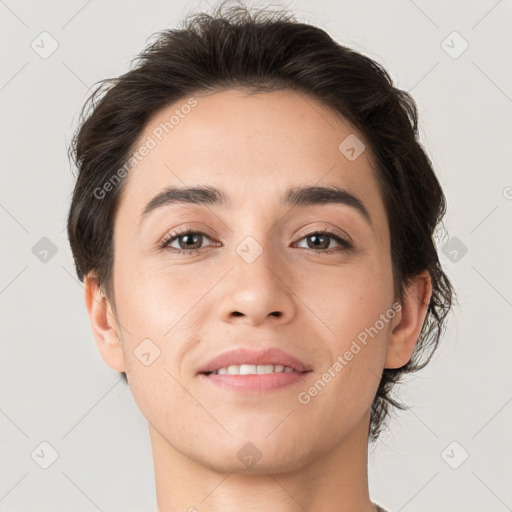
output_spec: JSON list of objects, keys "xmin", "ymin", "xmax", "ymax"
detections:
[
  {"xmin": 298, "ymin": 257, "xmax": 394, "ymax": 389},
  {"xmin": 298, "ymin": 281, "xmax": 395, "ymax": 437},
  {"xmin": 301, "ymin": 255, "xmax": 394, "ymax": 334},
  {"xmin": 112, "ymin": 261, "xmax": 215, "ymax": 380},
  {"xmin": 112, "ymin": 267, "xmax": 202, "ymax": 423},
  {"xmin": 114, "ymin": 258, "xmax": 196, "ymax": 331}
]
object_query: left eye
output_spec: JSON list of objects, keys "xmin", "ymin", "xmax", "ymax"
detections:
[{"xmin": 294, "ymin": 231, "xmax": 352, "ymax": 252}]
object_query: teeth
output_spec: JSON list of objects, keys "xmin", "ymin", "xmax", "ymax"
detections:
[{"xmin": 211, "ymin": 364, "xmax": 296, "ymax": 375}]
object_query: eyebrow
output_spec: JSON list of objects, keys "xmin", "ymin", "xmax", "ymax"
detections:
[{"xmin": 140, "ymin": 184, "xmax": 372, "ymax": 226}]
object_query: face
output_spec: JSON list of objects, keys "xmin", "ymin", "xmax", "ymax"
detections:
[{"xmin": 102, "ymin": 88, "xmax": 399, "ymax": 473}]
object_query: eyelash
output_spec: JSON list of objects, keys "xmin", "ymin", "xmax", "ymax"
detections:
[{"xmin": 158, "ymin": 227, "xmax": 354, "ymax": 256}]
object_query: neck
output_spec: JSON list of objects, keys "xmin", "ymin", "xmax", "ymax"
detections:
[{"xmin": 150, "ymin": 411, "xmax": 375, "ymax": 512}]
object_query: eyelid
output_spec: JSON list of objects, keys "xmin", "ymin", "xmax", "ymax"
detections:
[
  {"xmin": 294, "ymin": 224, "xmax": 354, "ymax": 245},
  {"xmin": 158, "ymin": 226, "xmax": 219, "ymax": 251},
  {"xmin": 159, "ymin": 223, "xmax": 219, "ymax": 243},
  {"xmin": 292, "ymin": 228, "xmax": 354, "ymax": 252}
]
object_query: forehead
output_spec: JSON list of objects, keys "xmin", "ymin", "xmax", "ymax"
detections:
[{"xmin": 116, "ymin": 88, "xmax": 387, "ymax": 226}]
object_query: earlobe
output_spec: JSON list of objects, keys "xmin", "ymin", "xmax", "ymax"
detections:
[
  {"xmin": 385, "ymin": 271, "xmax": 433, "ymax": 369},
  {"xmin": 84, "ymin": 274, "xmax": 127, "ymax": 373}
]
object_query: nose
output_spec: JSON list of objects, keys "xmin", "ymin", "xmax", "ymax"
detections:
[{"xmin": 217, "ymin": 239, "xmax": 297, "ymax": 327}]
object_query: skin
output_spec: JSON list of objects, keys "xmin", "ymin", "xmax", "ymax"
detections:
[{"xmin": 84, "ymin": 88, "xmax": 431, "ymax": 512}]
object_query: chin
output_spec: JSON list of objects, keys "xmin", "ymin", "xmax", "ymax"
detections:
[
  {"xmin": 197, "ymin": 447, "xmax": 313, "ymax": 476},
  {"xmin": 188, "ymin": 433, "xmax": 316, "ymax": 476}
]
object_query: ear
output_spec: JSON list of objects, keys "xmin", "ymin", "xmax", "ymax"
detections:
[
  {"xmin": 84, "ymin": 273, "xmax": 126, "ymax": 373},
  {"xmin": 385, "ymin": 271, "xmax": 432, "ymax": 369}
]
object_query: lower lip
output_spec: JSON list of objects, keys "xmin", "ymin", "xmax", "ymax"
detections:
[{"xmin": 199, "ymin": 371, "xmax": 310, "ymax": 392}]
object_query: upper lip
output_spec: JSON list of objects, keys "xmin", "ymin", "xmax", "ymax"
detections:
[{"xmin": 198, "ymin": 348, "xmax": 313, "ymax": 374}]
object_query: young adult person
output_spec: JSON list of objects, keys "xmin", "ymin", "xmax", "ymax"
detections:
[{"xmin": 67, "ymin": 3, "xmax": 454, "ymax": 510}]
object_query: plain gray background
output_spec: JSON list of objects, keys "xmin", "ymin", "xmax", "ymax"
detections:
[{"xmin": 1, "ymin": 0, "xmax": 511, "ymax": 511}]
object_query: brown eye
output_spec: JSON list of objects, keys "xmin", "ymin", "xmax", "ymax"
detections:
[
  {"xmin": 305, "ymin": 233, "xmax": 331, "ymax": 250},
  {"xmin": 295, "ymin": 230, "xmax": 353, "ymax": 253},
  {"xmin": 161, "ymin": 230, "xmax": 214, "ymax": 253},
  {"xmin": 173, "ymin": 233, "xmax": 205, "ymax": 250}
]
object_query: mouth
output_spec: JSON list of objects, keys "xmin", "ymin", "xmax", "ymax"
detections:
[
  {"xmin": 203, "ymin": 363, "xmax": 300, "ymax": 376},
  {"xmin": 197, "ymin": 348, "xmax": 312, "ymax": 393}
]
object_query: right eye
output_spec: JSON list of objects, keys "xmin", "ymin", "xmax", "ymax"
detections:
[{"xmin": 160, "ymin": 229, "xmax": 217, "ymax": 254}]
